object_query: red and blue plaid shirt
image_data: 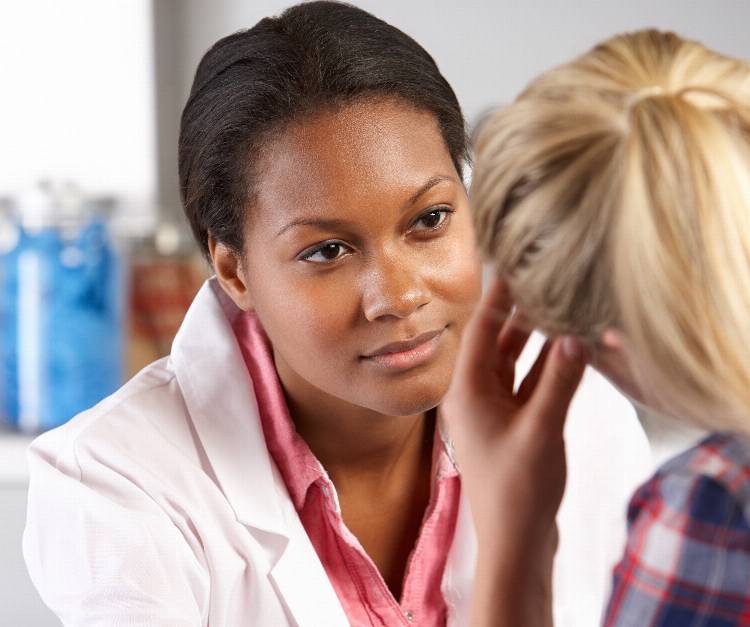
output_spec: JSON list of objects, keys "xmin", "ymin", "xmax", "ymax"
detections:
[{"xmin": 604, "ymin": 432, "xmax": 750, "ymax": 626}]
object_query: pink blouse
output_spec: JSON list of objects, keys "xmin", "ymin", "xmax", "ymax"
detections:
[{"xmin": 233, "ymin": 311, "xmax": 461, "ymax": 626}]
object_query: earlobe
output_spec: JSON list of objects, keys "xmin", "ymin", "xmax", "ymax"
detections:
[
  {"xmin": 208, "ymin": 235, "xmax": 254, "ymax": 311},
  {"xmin": 600, "ymin": 328, "xmax": 624, "ymax": 352}
]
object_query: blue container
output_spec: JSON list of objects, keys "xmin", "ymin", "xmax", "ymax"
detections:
[{"xmin": 0, "ymin": 188, "xmax": 123, "ymax": 432}]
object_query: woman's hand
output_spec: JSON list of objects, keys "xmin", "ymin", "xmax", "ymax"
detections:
[{"xmin": 441, "ymin": 276, "xmax": 587, "ymax": 627}]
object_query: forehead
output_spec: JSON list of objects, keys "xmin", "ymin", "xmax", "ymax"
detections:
[{"xmin": 252, "ymin": 99, "xmax": 458, "ymax": 228}]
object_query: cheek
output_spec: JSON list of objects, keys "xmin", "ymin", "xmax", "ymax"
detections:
[
  {"xmin": 250, "ymin": 269, "xmax": 360, "ymax": 387},
  {"xmin": 429, "ymin": 225, "xmax": 483, "ymax": 321}
]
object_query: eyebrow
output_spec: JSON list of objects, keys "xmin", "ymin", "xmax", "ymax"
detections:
[
  {"xmin": 275, "ymin": 217, "xmax": 353, "ymax": 238},
  {"xmin": 405, "ymin": 175, "xmax": 456, "ymax": 207},
  {"xmin": 275, "ymin": 174, "xmax": 458, "ymax": 238}
]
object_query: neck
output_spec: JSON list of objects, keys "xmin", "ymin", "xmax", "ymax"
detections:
[{"xmin": 274, "ymin": 351, "xmax": 435, "ymax": 490}]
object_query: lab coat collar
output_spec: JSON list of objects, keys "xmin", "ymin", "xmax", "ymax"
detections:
[{"xmin": 170, "ymin": 278, "xmax": 288, "ymax": 537}]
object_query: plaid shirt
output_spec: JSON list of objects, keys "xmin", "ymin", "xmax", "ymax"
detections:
[{"xmin": 604, "ymin": 432, "xmax": 750, "ymax": 626}]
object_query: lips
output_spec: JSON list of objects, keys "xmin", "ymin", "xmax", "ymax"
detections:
[{"xmin": 362, "ymin": 328, "xmax": 446, "ymax": 371}]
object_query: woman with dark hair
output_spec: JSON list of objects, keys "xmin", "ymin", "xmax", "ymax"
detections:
[{"xmin": 23, "ymin": 3, "xmax": 488, "ymax": 625}]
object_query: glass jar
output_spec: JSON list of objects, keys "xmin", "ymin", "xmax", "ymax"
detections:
[{"xmin": 0, "ymin": 182, "xmax": 123, "ymax": 433}]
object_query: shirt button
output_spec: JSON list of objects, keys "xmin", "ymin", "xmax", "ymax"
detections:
[{"xmin": 405, "ymin": 610, "xmax": 414, "ymax": 623}]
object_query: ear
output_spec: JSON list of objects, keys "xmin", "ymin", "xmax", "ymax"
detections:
[
  {"xmin": 599, "ymin": 328, "xmax": 624, "ymax": 352},
  {"xmin": 208, "ymin": 234, "xmax": 254, "ymax": 311}
]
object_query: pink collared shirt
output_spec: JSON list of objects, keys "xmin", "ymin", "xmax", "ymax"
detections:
[{"xmin": 234, "ymin": 311, "xmax": 461, "ymax": 627}]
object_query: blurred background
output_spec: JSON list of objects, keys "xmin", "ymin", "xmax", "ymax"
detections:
[{"xmin": 1, "ymin": 1, "xmax": 749, "ymax": 624}]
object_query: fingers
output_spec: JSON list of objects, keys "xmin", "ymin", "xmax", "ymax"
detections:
[
  {"xmin": 496, "ymin": 311, "xmax": 533, "ymax": 362},
  {"xmin": 456, "ymin": 275, "xmax": 513, "ymax": 382},
  {"xmin": 526, "ymin": 337, "xmax": 587, "ymax": 434}
]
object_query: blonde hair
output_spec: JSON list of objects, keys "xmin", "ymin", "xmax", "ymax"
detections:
[{"xmin": 472, "ymin": 30, "xmax": 750, "ymax": 430}]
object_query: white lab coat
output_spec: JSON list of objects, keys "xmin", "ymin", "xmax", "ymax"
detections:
[{"xmin": 23, "ymin": 278, "xmax": 651, "ymax": 626}]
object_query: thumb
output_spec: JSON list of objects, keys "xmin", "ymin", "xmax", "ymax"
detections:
[{"xmin": 527, "ymin": 337, "xmax": 587, "ymax": 434}]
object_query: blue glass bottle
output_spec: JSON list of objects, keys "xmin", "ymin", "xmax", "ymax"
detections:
[{"xmin": 0, "ymin": 186, "xmax": 123, "ymax": 433}]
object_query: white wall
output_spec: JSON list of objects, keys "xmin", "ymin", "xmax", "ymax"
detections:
[
  {"xmin": 153, "ymin": 0, "xmax": 750, "ymax": 216},
  {"xmin": 0, "ymin": 0, "xmax": 156, "ymax": 227},
  {"xmin": 171, "ymin": 0, "xmax": 750, "ymax": 125}
]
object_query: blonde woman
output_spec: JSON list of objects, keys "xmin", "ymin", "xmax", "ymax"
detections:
[{"xmin": 443, "ymin": 30, "xmax": 750, "ymax": 626}]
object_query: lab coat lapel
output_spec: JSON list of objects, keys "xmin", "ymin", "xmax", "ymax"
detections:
[
  {"xmin": 269, "ymin": 518, "xmax": 350, "ymax": 626},
  {"xmin": 171, "ymin": 279, "xmax": 349, "ymax": 626},
  {"xmin": 171, "ymin": 279, "xmax": 285, "ymax": 535}
]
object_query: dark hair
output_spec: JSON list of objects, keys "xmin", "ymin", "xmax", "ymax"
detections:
[{"xmin": 179, "ymin": 1, "xmax": 467, "ymax": 261}]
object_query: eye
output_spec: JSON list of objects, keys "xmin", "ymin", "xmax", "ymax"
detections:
[
  {"xmin": 298, "ymin": 241, "xmax": 352, "ymax": 264},
  {"xmin": 411, "ymin": 207, "xmax": 453, "ymax": 232}
]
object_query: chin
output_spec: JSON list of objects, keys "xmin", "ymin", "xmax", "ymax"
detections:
[
  {"xmin": 364, "ymin": 379, "xmax": 448, "ymax": 417},
  {"xmin": 378, "ymin": 398, "xmax": 441, "ymax": 418}
]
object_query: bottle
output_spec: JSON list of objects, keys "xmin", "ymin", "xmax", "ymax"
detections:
[
  {"xmin": 125, "ymin": 220, "xmax": 208, "ymax": 376},
  {"xmin": 0, "ymin": 182, "xmax": 123, "ymax": 433}
]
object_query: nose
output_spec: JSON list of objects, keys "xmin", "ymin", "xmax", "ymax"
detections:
[{"xmin": 362, "ymin": 251, "xmax": 431, "ymax": 321}]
